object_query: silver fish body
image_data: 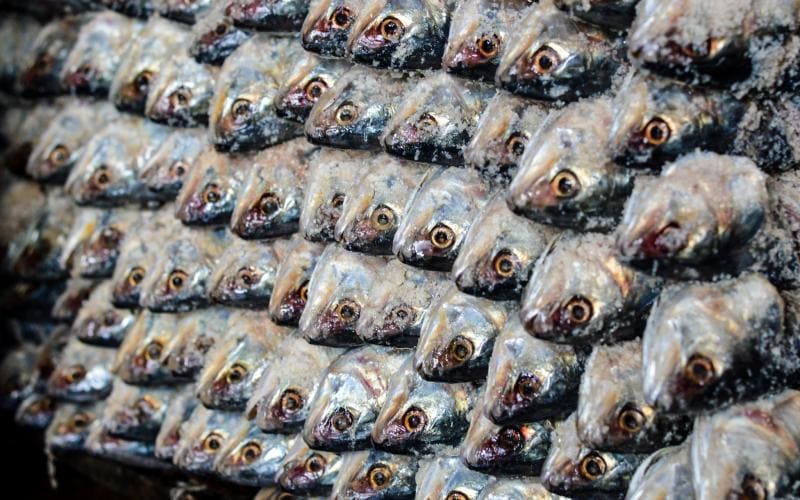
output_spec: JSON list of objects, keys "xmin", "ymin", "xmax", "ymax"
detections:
[
  {"xmin": 209, "ymin": 238, "xmax": 289, "ymax": 308},
  {"xmin": 47, "ymin": 337, "xmax": 115, "ymax": 402},
  {"xmin": 113, "ymin": 311, "xmax": 183, "ymax": 386},
  {"xmin": 213, "ymin": 421, "xmax": 294, "ymax": 487},
  {"xmin": 173, "ymin": 406, "xmax": 242, "ymax": 474},
  {"xmin": 276, "ymin": 439, "xmax": 342, "ymax": 494},
  {"xmin": 139, "ymin": 128, "xmax": 206, "ymax": 202},
  {"xmin": 227, "ymin": 0, "xmax": 311, "ymax": 32},
  {"xmin": 625, "ymin": 444, "xmax": 693, "ymax": 500},
  {"xmin": 273, "ymin": 53, "xmax": 351, "ymax": 122},
  {"xmin": 268, "ymin": 235, "xmax": 326, "ymax": 325},
  {"xmin": 414, "ymin": 455, "xmax": 494, "ymax": 500},
  {"xmin": 161, "ymin": 307, "xmax": 233, "ymax": 379},
  {"xmin": 331, "ymin": 449, "xmax": 419, "ymax": 499},
  {"xmin": 145, "ymin": 52, "xmax": 219, "ymax": 127},
  {"xmin": 72, "ymin": 281, "xmax": 136, "ymax": 347},
  {"xmin": 189, "ymin": 1, "xmax": 253, "ymax": 65}
]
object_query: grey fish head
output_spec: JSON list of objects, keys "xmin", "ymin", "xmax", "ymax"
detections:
[
  {"xmin": 615, "ymin": 153, "xmax": 768, "ymax": 268},
  {"xmin": 414, "ymin": 285, "xmax": 514, "ymax": 382},
  {"xmin": 274, "ymin": 53, "xmax": 350, "ymax": 123},
  {"xmin": 213, "ymin": 422, "xmax": 293, "ymax": 487},
  {"xmin": 392, "ymin": 167, "xmax": 491, "ymax": 271},
  {"xmin": 626, "ymin": 444, "xmax": 693, "ymax": 500},
  {"xmin": 0, "ymin": 344, "xmax": 36, "ymax": 409},
  {"xmin": 302, "ymin": 0, "xmax": 366, "ymax": 57},
  {"xmin": 553, "ymin": 0, "xmax": 640, "ymax": 31},
  {"xmin": 158, "ymin": 0, "xmax": 215, "ymax": 24},
  {"xmin": 145, "ymin": 53, "xmax": 218, "ymax": 127},
  {"xmin": 508, "ymin": 97, "xmax": 634, "ymax": 232},
  {"xmin": 209, "ymin": 239, "xmax": 287, "ymax": 308},
  {"xmin": 113, "ymin": 312, "xmax": 182, "ymax": 386},
  {"xmin": 101, "ymin": 381, "xmax": 172, "ymax": 441},
  {"xmin": 305, "ymin": 67, "xmax": 407, "ymax": 150},
  {"xmin": 382, "ymin": 74, "xmax": 494, "ymax": 165},
  {"xmin": 15, "ymin": 393, "xmax": 57, "ymax": 429},
  {"xmin": 173, "ymin": 406, "xmax": 241, "ymax": 474},
  {"xmin": 18, "ymin": 16, "xmax": 86, "ymax": 97},
  {"xmin": 226, "ymin": 0, "xmax": 310, "ymax": 31},
  {"xmin": 99, "ymin": 0, "xmax": 155, "ymax": 18},
  {"xmin": 641, "ymin": 274, "xmax": 785, "ymax": 414},
  {"xmin": 331, "ymin": 449, "xmax": 418, "ymax": 499},
  {"xmin": 73, "ymin": 210, "xmax": 140, "ymax": 279},
  {"xmin": 46, "ymin": 401, "xmax": 103, "ymax": 451},
  {"xmin": 189, "ymin": 2, "xmax": 252, "ymax": 65},
  {"xmin": 276, "ymin": 439, "xmax": 342, "ymax": 495},
  {"xmin": 302, "ymin": 345, "xmax": 408, "ymax": 451},
  {"xmin": 495, "ymin": 3, "xmax": 624, "ymax": 101},
  {"xmin": 0, "ymin": 14, "xmax": 41, "ymax": 92},
  {"xmin": 461, "ymin": 409, "xmax": 554, "ymax": 476},
  {"xmin": 72, "ymin": 282, "xmax": 136, "ymax": 347},
  {"xmin": 161, "ymin": 307, "xmax": 232, "ymax": 379},
  {"xmin": 175, "ymin": 147, "xmax": 245, "ymax": 226},
  {"xmin": 348, "ymin": 0, "xmax": 450, "ymax": 70},
  {"xmin": 482, "ymin": 316, "xmax": 583, "ymax": 424},
  {"xmin": 520, "ymin": 232, "xmax": 663, "ymax": 345},
  {"xmin": 154, "ymin": 385, "xmax": 197, "ymax": 461},
  {"xmin": 541, "ymin": 414, "xmax": 646, "ymax": 497},
  {"xmin": 478, "ymin": 477, "xmax": 567, "ymax": 500},
  {"xmin": 139, "ymin": 128, "xmax": 206, "ymax": 202},
  {"xmin": 268, "ymin": 236, "xmax": 325, "ymax": 325},
  {"xmin": 452, "ymin": 194, "xmax": 559, "ymax": 300},
  {"xmin": 47, "ymin": 338, "xmax": 115, "ymax": 402},
  {"xmin": 415, "ymin": 455, "xmax": 494, "ymax": 499}
]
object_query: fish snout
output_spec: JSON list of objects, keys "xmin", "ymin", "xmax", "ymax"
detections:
[{"xmin": 521, "ymin": 308, "xmax": 556, "ymax": 340}]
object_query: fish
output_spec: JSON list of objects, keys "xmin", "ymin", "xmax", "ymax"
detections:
[
  {"xmin": 0, "ymin": 282, "xmax": 66, "ymax": 322},
  {"xmin": 415, "ymin": 284, "xmax": 515, "ymax": 382},
  {"xmin": 139, "ymin": 227, "xmax": 228, "ymax": 312},
  {"xmin": 113, "ymin": 311, "xmax": 183, "ymax": 386},
  {"xmin": 161, "ymin": 307, "xmax": 233, "ymax": 379},
  {"xmin": 60, "ymin": 11, "xmax": 142, "ymax": 96},
  {"xmin": 230, "ymin": 138, "xmax": 318, "ymax": 239},
  {"xmin": 392, "ymin": 167, "xmax": 491, "ymax": 271},
  {"xmin": 0, "ymin": 14, "xmax": 41, "ymax": 92},
  {"xmin": 299, "ymin": 246, "xmax": 388, "ymax": 347},
  {"xmin": 47, "ymin": 337, "xmax": 115, "ymax": 402},
  {"xmin": 0, "ymin": 344, "xmax": 36, "ymax": 410},
  {"xmin": 495, "ymin": 2, "xmax": 626, "ymax": 101},
  {"xmin": 298, "ymin": 150, "xmax": 366, "ymax": 242},
  {"xmin": 18, "ymin": 15, "xmax": 89, "ymax": 96},
  {"xmin": 247, "ymin": 335, "xmax": 340, "ymax": 433},
  {"xmin": 348, "ymin": 0, "xmax": 453, "ymax": 70},
  {"xmin": 733, "ymin": 95, "xmax": 800, "ymax": 174},
  {"xmin": 541, "ymin": 414, "xmax": 647, "ymax": 499},
  {"xmin": 462, "ymin": 409, "xmax": 554, "ymax": 476},
  {"xmin": 302, "ymin": 345, "xmax": 408, "ymax": 451},
  {"xmin": 51, "ymin": 278, "xmax": 98, "ymax": 322},
  {"xmin": 110, "ymin": 16, "xmax": 191, "ymax": 113},
  {"xmin": 642, "ymin": 274, "xmax": 799, "ymax": 414},
  {"xmin": 189, "ymin": 1, "xmax": 253, "ymax": 66},
  {"xmin": 101, "ymin": 379, "xmax": 175, "ymax": 441},
  {"xmin": 84, "ymin": 420, "xmax": 164, "ymax": 469},
  {"xmin": 277, "ymin": 440, "xmax": 342, "ymax": 495},
  {"xmin": 196, "ymin": 312, "xmax": 292, "ymax": 410},
  {"xmin": 139, "ymin": 128, "xmax": 206, "ymax": 203},
  {"xmin": 1, "ymin": 102, "xmax": 66, "ymax": 177},
  {"xmin": 145, "ymin": 52, "xmax": 219, "ymax": 127},
  {"xmin": 335, "ymin": 156, "xmax": 428, "ymax": 254},
  {"xmin": 28, "ymin": 325, "xmax": 72, "ymax": 393},
  {"xmin": 157, "ymin": 0, "xmax": 215, "ymax": 24},
  {"xmin": 98, "ymin": 0, "xmax": 155, "ymax": 18},
  {"xmin": 175, "ymin": 147, "xmax": 249, "ymax": 226},
  {"xmin": 15, "ymin": 393, "xmax": 57, "ymax": 429},
  {"xmin": 273, "ymin": 53, "xmax": 351, "ymax": 122},
  {"xmin": 482, "ymin": 316, "xmax": 584, "ymax": 424},
  {"xmin": 209, "ymin": 238, "xmax": 290, "ymax": 308},
  {"xmin": 463, "ymin": 91, "xmax": 552, "ymax": 182},
  {"xmin": 268, "ymin": 236, "xmax": 326, "ymax": 325},
  {"xmin": 213, "ymin": 422, "xmax": 294, "ymax": 487},
  {"xmin": 520, "ymin": 232, "xmax": 664, "ymax": 345},
  {"xmin": 625, "ymin": 444, "xmax": 693, "ymax": 500},
  {"xmin": 71, "ymin": 281, "xmax": 137, "ymax": 347},
  {"xmin": 508, "ymin": 97, "xmax": 635, "ymax": 232},
  {"xmin": 208, "ymin": 34, "xmax": 304, "ymax": 152},
  {"xmin": 690, "ymin": 390, "xmax": 800, "ymax": 499},
  {"xmin": 452, "ymin": 194, "xmax": 559, "ymax": 300},
  {"xmin": 65, "ymin": 116, "xmax": 171, "ymax": 207},
  {"xmin": 415, "ymin": 455, "xmax": 495, "ymax": 500},
  {"xmin": 301, "ymin": 0, "xmax": 365, "ymax": 57},
  {"xmin": 382, "ymin": 73, "xmax": 495, "ymax": 165},
  {"xmin": 173, "ymin": 406, "xmax": 241, "ymax": 474},
  {"xmin": 576, "ymin": 340, "xmax": 692, "ymax": 454},
  {"xmin": 226, "ymin": 0, "xmax": 311, "ymax": 31},
  {"xmin": 70, "ymin": 209, "xmax": 141, "ymax": 279},
  {"xmin": 330, "ymin": 449, "xmax": 419, "ymax": 499},
  {"xmin": 478, "ymin": 477, "xmax": 568, "ymax": 500},
  {"xmin": 58, "ymin": 207, "xmax": 105, "ymax": 276},
  {"xmin": 372, "ymin": 357, "xmax": 476, "ymax": 453},
  {"xmin": 46, "ymin": 401, "xmax": 103, "ymax": 451},
  {"xmin": 0, "ymin": 178, "xmax": 46, "ymax": 261},
  {"xmin": 304, "ymin": 67, "xmax": 414, "ymax": 150},
  {"xmin": 154, "ymin": 385, "xmax": 198, "ymax": 461},
  {"xmin": 553, "ymin": 0, "xmax": 640, "ymax": 31},
  {"xmin": 356, "ymin": 259, "xmax": 449, "ymax": 347}
]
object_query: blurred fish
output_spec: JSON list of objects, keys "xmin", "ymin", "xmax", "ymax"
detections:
[
  {"xmin": 521, "ymin": 232, "xmax": 663, "ymax": 345},
  {"xmin": 72, "ymin": 281, "xmax": 136, "ymax": 347},
  {"xmin": 173, "ymin": 406, "xmax": 241, "ymax": 474},
  {"xmin": 230, "ymin": 138, "xmax": 317, "ymax": 239},
  {"xmin": 51, "ymin": 278, "xmax": 98, "ymax": 322},
  {"xmin": 140, "ymin": 128, "xmax": 206, "ymax": 202},
  {"xmin": 60, "ymin": 11, "xmax": 142, "ymax": 96},
  {"xmin": 0, "ymin": 178, "xmax": 46, "ymax": 261},
  {"xmin": 302, "ymin": 345, "xmax": 408, "ymax": 451},
  {"xmin": 18, "ymin": 15, "xmax": 89, "ymax": 96},
  {"xmin": 274, "ymin": 53, "xmax": 351, "ymax": 122},
  {"xmin": 348, "ymin": 0, "xmax": 453, "ymax": 69},
  {"xmin": 113, "ymin": 311, "xmax": 183, "ymax": 386},
  {"xmin": 213, "ymin": 421, "xmax": 294, "ymax": 486},
  {"xmin": 47, "ymin": 337, "xmax": 115, "ymax": 402},
  {"xmin": 101, "ymin": 379, "xmax": 174, "ymax": 441},
  {"xmin": 226, "ymin": 0, "xmax": 311, "ymax": 31},
  {"xmin": 415, "ymin": 455, "xmax": 494, "ymax": 500},
  {"xmin": 356, "ymin": 259, "xmax": 449, "ymax": 347},
  {"xmin": 0, "ymin": 344, "xmax": 36, "ymax": 410},
  {"xmin": 161, "ymin": 307, "xmax": 232, "ymax": 379},
  {"xmin": 99, "ymin": 0, "xmax": 155, "ymax": 17},
  {"xmin": 277, "ymin": 443, "xmax": 342, "ymax": 496},
  {"xmin": 145, "ymin": 52, "xmax": 218, "ymax": 127},
  {"xmin": 15, "ymin": 393, "xmax": 57, "ymax": 429},
  {"xmin": 335, "ymin": 156, "xmax": 427, "ymax": 254},
  {"xmin": 85, "ymin": 420, "xmax": 163, "ymax": 469},
  {"xmin": 157, "ymin": 0, "xmax": 215, "ymax": 24},
  {"xmin": 553, "ymin": 0, "xmax": 639, "ymax": 31},
  {"xmin": 495, "ymin": 2, "xmax": 625, "ymax": 101},
  {"xmin": 479, "ymin": 477, "xmax": 568, "ymax": 500},
  {"xmin": 393, "ymin": 167, "xmax": 491, "ymax": 271},
  {"xmin": 209, "ymin": 239, "xmax": 290, "ymax": 308},
  {"xmin": 453, "ymin": 194, "xmax": 559, "ymax": 300},
  {"xmin": 415, "ymin": 284, "xmax": 514, "ymax": 382},
  {"xmin": 383, "ymin": 73, "xmax": 495, "ymax": 165},
  {"xmin": 175, "ymin": 147, "xmax": 248, "ymax": 226},
  {"xmin": 300, "ymin": 246, "xmax": 388, "ymax": 347},
  {"xmin": 190, "ymin": 1, "xmax": 253, "ymax": 65},
  {"xmin": 625, "ymin": 444, "xmax": 693, "ymax": 500},
  {"xmin": 483, "ymin": 316, "xmax": 584, "ymax": 424},
  {"xmin": 46, "ymin": 401, "xmax": 103, "ymax": 451},
  {"xmin": 331, "ymin": 449, "xmax": 418, "ymax": 499},
  {"xmin": 0, "ymin": 282, "xmax": 65, "ymax": 321},
  {"xmin": 58, "ymin": 207, "xmax": 104, "ymax": 275},
  {"xmin": 28, "ymin": 325, "xmax": 72, "ymax": 392},
  {"xmin": 0, "ymin": 14, "xmax": 41, "ymax": 92},
  {"xmin": 2, "ymin": 102, "xmax": 66, "ymax": 177},
  {"xmin": 71, "ymin": 209, "xmax": 141, "ymax": 279},
  {"xmin": 208, "ymin": 34, "xmax": 303, "ymax": 152},
  {"xmin": 508, "ymin": 97, "xmax": 634, "ymax": 231},
  {"xmin": 268, "ymin": 236, "xmax": 326, "ymax": 325},
  {"xmin": 541, "ymin": 414, "xmax": 646, "ymax": 498},
  {"xmin": 576, "ymin": 340, "xmax": 692, "ymax": 453},
  {"xmin": 155, "ymin": 385, "xmax": 198, "ymax": 461},
  {"xmin": 302, "ymin": 0, "xmax": 364, "ymax": 57}
]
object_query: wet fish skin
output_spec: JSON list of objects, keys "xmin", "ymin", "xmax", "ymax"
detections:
[
  {"xmin": 113, "ymin": 311, "xmax": 184, "ymax": 386},
  {"xmin": 521, "ymin": 232, "xmax": 664, "ymax": 345},
  {"xmin": 276, "ymin": 439, "xmax": 342, "ymax": 495},
  {"xmin": 99, "ymin": 0, "xmax": 155, "ymax": 18},
  {"xmin": 155, "ymin": 385, "xmax": 198, "ymax": 461},
  {"xmin": 453, "ymin": 194, "xmax": 559, "ymax": 300},
  {"xmin": 18, "ymin": 15, "xmax": 88, "ymax": 97},
  {"xmin": 2, "ymin": 102, "xmax": 66, "ymax": 178},
  {"xmin": 173, "ymin": 406, "xmax": 241, "ymax": 474},
  {"xmin": 145, "ymin": 53, "xmax": 218, "ymax": 127},
  {"xmin": 226, "ymin": 0, "xmax": 310, "ymax": 31},
  {"xmin": 175, "ymin": 147, "xmax": 248, "ymax": 227},
  {"xmin": 213, "ymin": 421, "xmax": 294, "ymax": 487},
  {"xmin": 46, "ymin": 401, "xmax": 103, "ymax": 451},
  {"xmin": 139, "ymin": 128, "xmax": 206, "ymax": 202},
  {"xmin": 302, "ymin": 345, "xmax": 408, "ymax": 451},
  {"xmin": 268, "ymin": 236, "xmax": 326, "ymax": 326},
  {"xmin": 0, "ymin": 14, "xmax": 41, "ymax": 92},
  {"xmin": 209, "ymin": 239, "xmax": 289, "ymax": 308},
  {"xmin": 553, "ymin": 0, "xmax": 640, "ymax": 31},
  {"xmin": 85, "ymin": 420, "xmax": 163, "ymax": 470},
  {"xmin": 47, "ymin": 338, "xmax": 115, "ymax": 402},
  {"xmin": 301, "ymin": 0, "xmax": 364, "ymax": 57},
  {"xmin": 101, "ymin": 380, "xmax": 174, "ymax": 441},
  {"xmin": 0, "ymin": 178, "xmax": 47, "ymax": 262},
  {"xmin": 625, "ymin": 444, "xmax": 693, "ymax": 500},
  {"xmin": 0, "ymin": 344, "xmax": 36, "ymax": 410},
  {"xmin": 414, "ymin": 455, "xmax": 494, "ymax": 500},
  {"xmin": 72, "ymin": 282, "xmax": 136, "ymax": 347},
  {"xmin": 15, "ymin": 393, "xmax": 57, "ymax": 429},
  {"xmin": 157, "ymin": 0, "xmax": 215, "ymax": 24},
  {"xmin": 392, "ymin": 167, "xmax": 491, "ymax": 271},
  {"xmin": 508, "ymin": 97, "xmax": 635, "ymax": 232},
  {"xmin": 161, "ymin": 307, "xmax": 232, "ymax": 379},
  {"xmin": 51, "ymin": 278, "xmax": 98, "ymax": 322},
  {"xmin": 190, "ymin": 2, "xmax": 253, "ymax": 66},
  {"xmin": 478, "ymin": 477, "xmax": 568, "ymax": 500},
  {"xmin": 273, "ymin": 53, "xmax": 351, "ymax": 123},
  {"xmin": 331, "ymin": 449, "xmax": 418, "ymax": 499},
  {"xmin": 72, "ymin": 210, "xmax": 141, "ymax": 279}
]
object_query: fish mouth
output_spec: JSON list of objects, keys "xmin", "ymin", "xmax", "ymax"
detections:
[
  {"xmin": 350, "ymin": 32, "xmax": 395, "ymax": 67},
  {"xmin": 618, "ymin": 222, "xmax": 687, "ymax": 261},
  {"xmin": 278, "ymin": 463, "xmax": 322, "ymax": 493},
  {"xmin": 444, "ymin": 50, "xmax": 498, "ymax": 81},
  {"xmin": 302, "ymin": 26, "xmax": 349, "ymax": 58},
  {"xmin": 396, "ymin": 240, "xmax": 456, "ymax": 272},
  {"xmin": 275, "ymin": 88, "xmax": 313, "ymax": 122}
]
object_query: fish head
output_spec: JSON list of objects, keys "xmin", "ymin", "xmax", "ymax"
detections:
[
  {"xmin": 73, "ymin": 285, "xmax": 136, "ymax": 347},
  {"xmin": 140, "ymin": 129, "xmax": 205, "ymax": 201},
  {"xmin": 299, "ymin": 155, "xmax": 364, "ymax": 241},
  {"xmin": 442, "ymin": 0, "xmax": 514, "ymax": 80},
  {"xmin": 158, "ymin": 0, "xmax": 215, "ymax": 23},
  {"xmin": 74, "ymin": 212, "xmax": 138, "ymax": 279},
  {"xmin": 145, "ymin": 55, "xmax": 217, "ymax": 127},
  {"xmin": 176, "ymin": 149, "xmax": 242, "ymax": 226},
  {"xmin": 277, "ymin": 439, "xmax": 342, "ymax": 494},
  {"xmin": 331, "ymin": 449, "xmax": 418, "ymax": 499},
  {"xmin": 15, "ymin": 393, "xmax": 57, "ymax": 429},
  {"xmin": 214, "ymin": 422, "xmax": 292, "ymax": 486},
  {"xmin": 162, "ymin": 308, "xmax": 230, "ymax": 378},
  {"xmin": 46, "ymin": 402, "xmax": 101, "ymax": 451},
  {"xmin": 111, "ymin": 239, "xmax": 151, "ymax": 308},
  {"xmin": 625, "ymin": 444, "xmax": 693, "ymax": 500},
  {"xmin": 209, "ymin": 240, "xmax": 282, "ymax": 307},
  {"xmin": 415, "ymin": 455, "xmax": 494, "ymax": 499},
  {"xmin": 268, "ymin": 238, "xmax": 324, "ymax": 325},
  {"xmin": 48, "ymin": 340, "xmax": 114, "ymax": 402},
  {"xmin": 19, "ymin": 17, "xmax": 83, "ymax": 96},
  {"xmin": 302, "ymin": 0, "xmax": 362, "ymax": 57},
  {"xmin": 275, "ymin": 54, "xmax": 348, "ymax": 122},
  {"xmin": 189, "ymin": 4, "xmax": 251, "ymax": 65},
  {"xmin": 174, "ymin": 407, "xmax": 239, "ymax": 473},
  {"xmin": 102, "ymin": 383, "xmax": 169, "ymax": 441},
  {"xmin": 114, "ymin": 312, "xmax": 179, "ymax": 385},
  {"xmin": 226, "ymin": 0, "xmax": 309, "ymax": 31}
]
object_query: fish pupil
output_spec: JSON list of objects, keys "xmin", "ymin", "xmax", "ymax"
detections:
[
  {"xmin": 333, "ymin": 9, "xmax": 350, "ymax": 28},
  {"xmin": 586, "ymin": 459, "xmax": 601, "ymax": 476},
  {"xmin": 307, "ymin": 456, "xmax": 323, "ymax": 472},
  {"xmin": 103, "ymin": 313, "xmax": 116, "ymax": 327},
  {"xmin": 558, "ymin": 176, "xmax": 573, "ymax": 194},
  {"xmin": 373, "ymin": 470, "xmax": 387, "ymax": 485},
  {"xmin": 215, "ymin": 24, "xmax": 228, "ymax": 35},
  {"xmin": 396, "ymin": 308, "xmax": 408, "ymax": 320},
  {"xmin": 571, "ymin": 304, "xmax": 586, "ymax": 321},
  {"xmin": 538, "ymin": 54, "xmax": 553, "ymax": 71},
  {"xmin": 481, "ymin": 38, "xmax": 495, "ymax": 54}
]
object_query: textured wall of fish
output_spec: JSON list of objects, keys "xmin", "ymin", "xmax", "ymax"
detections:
[{"xmin": 1, "ymin": 0, "xmax": 799, "ymax": 499}]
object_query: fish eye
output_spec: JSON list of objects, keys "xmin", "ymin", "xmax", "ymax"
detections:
[
  {"xmin": 64, "ymin": 364, "xmax": 86, "ymax": 384},
  {"xmin": 643, "ymin": 118, "xmax": 671, "ymax": 146},
  {"xmin": 298, "ymin": 281, "xmax": 309, "ymax": 303},
  {"xmin": 617, "ymin": 404, "xmax": 646, "ymax": 434},
  {"xmin": 168, "ymin": 270, "xmax": 189, "ymax": 292},
  {"xmin": 305, "ymin": 453, "xmax": 326, "ymax": 474},
  {"xmin": 231, "ymin": 98, "xmax": 253, "ymax": 121},
  {"xmin": 170, "ymin": 161, "xmax": 188, "ymax": 178},
  {"xmin": 497, "ymin": 425, "xmax": 523, "ymax": 451},
  {"xmin": 92, "ymin": 165, "xmax": 112, "ymax": 187},
  {"xmin": 331, "ymin": 407, "xmax": 354, "ymax": 432},
  {"xmin": 226, "ymin": 362, "xmax": 248, "ymax": 384},
  {"xmin": 70, "ymin": 412, "xmax": 91, "ymax": 429},
  {"xmin": 447, "ymin": 336, "xmax": 474, "ymax": 365},
  {"xmin": 579, "ymin": 452, "xmax": 607, "ymax": 481},
  {"xmin": 532, "ymin": 46, "xmax": 561, "ymax": 75},
  {"xmin": 370, "ymin": 205, "xmax": 396, "ymax": 230},
  {"xmin": 740, "ymin": 474, "xmax": 766, "ymax": 500},
  {"xmin": 429, "ymin": 224, "xmax": 456, "ymax": 250},
  {"xmin": 391, "ymin": 305, "xmax": 414, "ymax": 324},
  {"xmin": 304, "ymin": 78, "xmax": 328, "ymax": 101},
  {"xmin": 100, "ymin": 226, "xmax": 122, "ymax": 244},
  {"xmin": 103, "ymin": 311, "xmax": 117, "ymax": 327},
  {"xmin": 477, "ymin": 34, "xmax": 500, "ymax": 58},
  {"xmin": 565, "ymin": 296, "xmax": 593, "ymax": 325},
  {"xmin": 203, "ymin": 183, "xmax": 223, "ymax": 204},
  {"xmin": 505, "ymin": 132, "xmax": 527, "ymax": 158},
  {"xmin": 330, "ymin": 7, "xmax": 353, "ymax": 29},
  {"xmin": 133, "ymin": 70, "xmax": 153, "ymax": 94},
  {"xmin": 402, "ymin": 407, "xmax": 427, "ymax": 432},
  {"xmin": 684, "ymin": 354, "xmax": 715, "ymax": 387},
  {"xmin": 127, "ymin": 266, "xmax": 145, "ymax": 286},
  {"xmin": 241, "ymin": 441, "xmax": 262, "ymax": 464},
  {"xmin": 379, "ymin": 17, "xmax": 405, "ymax": 42},
  {"xmin": 170, "ymin": 87, "xmax": 193, "ymax": 108},
  {"xmin": 237, "ymin": 267, "xmax": 258, "ymax": 287},
  {"xmin": 515, "ymin": 374, "xmax": 541, "ymax": 400},
  {"xmin": 202, "ymin": 432, "xmax": 224, "ymax": 453},
  {"xmin": 417, "ymin": 113, "xmax": 438, "ymax": 133},
  {"xmin": 331, "ymin": 193, "xmax": 346, "ymax": 209},
  {"xmin": 445, "ymin": 491, "xmax": 469, "ymax": 500},
  {"xmin": 492, "ymin": 250, "xmax": 518, "ymax": 278},
  {"xmin": 280, "ymin": 388, "xmax": 304, "ymax": 413},
  {"xmin": 368, "ymin": 464, "xmax": 392, "ymax": 490},
  {"xmin": 335, "ymin": 299, "xmax": 361, "ymax": 323},
  {"xmin": 215, "ymin": 23, "xmax": 228, "ymax": 36},
  {"xmin": 335, "ymin": 102, "xmax": 357, "ymax": 125},
  {"xmin": 49, "ymin": 144, "xmax": 70, "ymax": 167},
  {"xmin": 144, "ymin": 340, "xmax": 163, "ymax": 361},
  {"xmin": 551, "ymin": 170, "xmax": 580, "ymax": 198},
  {"xmin": 259, "ymin": 192, "xmax": 281, "ymax": 215}
]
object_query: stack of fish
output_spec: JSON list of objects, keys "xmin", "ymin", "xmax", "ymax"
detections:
[{"xmin": 0, "ymin": 0, "xmax": 799, "ymax": 498}]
